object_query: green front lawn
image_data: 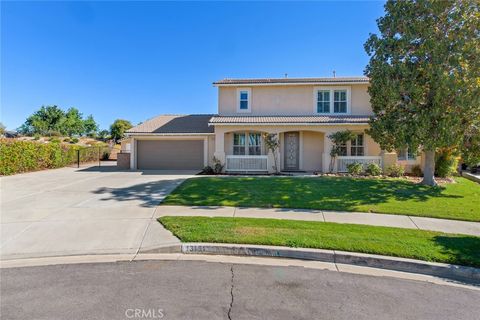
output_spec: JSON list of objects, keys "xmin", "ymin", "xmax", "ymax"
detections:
[
  {"xmin": 162, "ymin": 176, "xmax": 480, "ymax": 222},
  {"xmin": 159, "ymin": 216, "xmax": 480, "ymax": 267}
]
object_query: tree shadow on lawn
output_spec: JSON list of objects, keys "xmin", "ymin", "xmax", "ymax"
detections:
[
  {"xmin": 433, "ymin": 235, "xmax": 480, "ymax": 285},
  {"xmin": 180, "ymin": 177, "xmax": 463, "ymax": 211},
  {"xmin": 92, "ymin": 178, "xmax": 186, "ymax": 208}
]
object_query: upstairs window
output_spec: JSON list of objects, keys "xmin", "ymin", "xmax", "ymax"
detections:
[
  {"xmin": 233, "ymin": 133, "xmax": 246, "ymax": 155},
  {"xmin": 314, "ymin": 87, "xmax": 349, "ymax": 114},
  {"xmin": 237, "ymin": 88, "xmax": 251, "ymax": 112},
  {"xmin": 334, "ymin": 90, "xmax": 347, "ymax": 113},
  {"xmin": 351, "ymin": 134, "xmax": 364, "ymax": 156},
  {"xmin": 317, "ymin": 90, "xmax": 330, "ymax": 113}
]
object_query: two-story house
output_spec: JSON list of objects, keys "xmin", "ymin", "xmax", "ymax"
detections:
[{"xmin": 120, "ymin": 77, "xmax": 423, "ymax": 173}]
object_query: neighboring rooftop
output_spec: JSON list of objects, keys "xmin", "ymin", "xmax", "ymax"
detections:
[
  {"xmin": 127, "ymin": 114, "xmax": 215, "ymax": 134},
  {"xmin": 213, "ymin": 77, "xmax": 369, "ymax": 86},
  {"xmin": 209, "ymin": 115, "xmax": 371, "ymax": 125}
]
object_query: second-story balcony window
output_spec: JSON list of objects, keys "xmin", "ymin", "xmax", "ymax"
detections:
[
  {"xmin": 314, "ymin": 87, "xmax": 349, "ymax": 114},
  {"xmin": 334, "ymin": 90, "xmax": 347, "ymax": 113},
  {"xmin": 317, "ymin": 90, "xmax": 330, "ymax": 113}
]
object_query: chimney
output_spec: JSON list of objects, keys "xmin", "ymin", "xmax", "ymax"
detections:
[
  {"xmin": 333, "ymin": 70, "xmax": 336, "ymax": 78},
  {"xmin": 284, "ymin": 73, "xmax": 288, "ymax": 78}
]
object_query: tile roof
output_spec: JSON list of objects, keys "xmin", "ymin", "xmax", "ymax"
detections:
[
  {"xmin": 127, "ymin": 114, "xmax": 215, "ymax": 134},
  {"xmin": 213, "ymin": 77, "xmax": 369, "ymax": 85},
  {"xmin": 209, "ymin": 115, "xmax": 371, "ymax": 125}
]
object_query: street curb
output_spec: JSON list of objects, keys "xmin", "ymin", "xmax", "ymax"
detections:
[{"xmin": 181, "ymin": 243, "xmax": 480, "ymax": 283}]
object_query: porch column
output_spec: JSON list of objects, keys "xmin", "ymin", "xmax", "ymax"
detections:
[
  {"xmin": 381, "ymin": 151, "xmax": 397, "ymax": 171},
  {"xmin": 130, "ymin": 137, "xmax": 136, "ymax": 170},
  {"xmin": 213, "ymin": 128, "xmax": 226, "ymax": 165},
  {"xmin": 322, "ymin": 133, "xmax": 332, "ymax": 173}
]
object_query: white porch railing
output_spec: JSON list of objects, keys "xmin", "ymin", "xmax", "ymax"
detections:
[
  {"xmin": 337, "ymin": 156, "xmax": 382, "ymax": 172},
  {"xmin": 226, "ymin": 155, "xmax": 268, "ymax": 172}
]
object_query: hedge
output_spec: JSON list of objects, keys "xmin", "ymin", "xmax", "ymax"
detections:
[{"xmin": 0, "ymin": 139, "xmax": 110, "ymax": 175}]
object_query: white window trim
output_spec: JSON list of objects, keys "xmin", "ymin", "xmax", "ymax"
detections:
[
  {"xmin": 232, "ymin": 131, "xmax": 264, "ymax": 156},
  {"xmin": 237, "ymin": 88, "xmax": 252, "ymax": 113},
  {"xmin": 312, "ymin": 86, "xmax": 351, "ymax": 115}
]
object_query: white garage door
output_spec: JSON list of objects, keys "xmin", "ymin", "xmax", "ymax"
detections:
[{"xmin": 137, "ymin": 140, "xmax": 204, "ymax": 170}]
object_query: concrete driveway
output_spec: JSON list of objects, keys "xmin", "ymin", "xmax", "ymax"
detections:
[{"xmin": 1, "ymin": 164, "xmax": 197, "ymax": 260}]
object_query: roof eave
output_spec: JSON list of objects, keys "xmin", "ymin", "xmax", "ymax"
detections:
[
  {"xmin": 213, "ymin": 81, "xmax": 369, "ymax": 87},
  {"xmin": 126, "ymin": 132, "xmax": 215, "ymax": 136},
  {"xmin": 208, "ymin": 122, "xmax": 369, "ymax": 126}
]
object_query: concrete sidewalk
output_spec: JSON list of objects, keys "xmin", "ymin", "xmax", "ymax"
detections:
[{"xmin": 157, "ymin": 205, "xmax": 480, "ymax": 236}]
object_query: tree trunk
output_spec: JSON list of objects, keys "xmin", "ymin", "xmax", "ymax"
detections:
[{"xmin": 421, "ymin": 150, "xmax": 437, "ymax": 186}]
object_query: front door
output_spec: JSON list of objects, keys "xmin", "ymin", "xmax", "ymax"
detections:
[{"xmin": 284, "ymin": 132, "xmax": 300, "ymax": 171}]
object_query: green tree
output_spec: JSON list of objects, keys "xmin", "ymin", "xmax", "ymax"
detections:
[
  {"xmin": 110, "ymin": 119, "xmax": 132, "ymax": 143},
  {"xmin": 60, "ymin": 107, "xmax": 85, "ymax": 136},
  {"xmin": 262, "ymin": 133, "xmax": 280, "ymax": 173},
  {"xmin": 83, "ymin": 115, "xmax": 98, "ymax": 137},
  {"xmin": 19, "ymin": 105, "xmax": 65, "ymax": 135},
  {"xmin": 98, "ymin": 129, "xmax": 111, "ymax": 141},
  {"xmin": 328, "ymin": 130, "xmax": 356, "ymax": 172},
  {"xmin": 0, "ymin": 122, "xmax": 5, "ymax": 135},
  {"xmin": 364, "ymin": 0, "xmax": 480, "ymax": 186}
]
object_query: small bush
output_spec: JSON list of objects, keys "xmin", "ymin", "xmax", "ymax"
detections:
[
  {"xmin": 435, "ymin": 150, "xmax": 458, "ymax": 177},
  {"xmin": 70, "ymin": 137, "xmax": 79, "ymax": 144},
  {"xmin": 365, "ymin": 163, "xmax": 382, "ymax": 176},
  {"xmin": 63, "ymin": 137, "xmax": 71, "ymax": 143},
  {"xmin": 385, "ymin": 164, "xmax": 405, "ymax": 177},
  {"xmin": 33, "ymin": 134, "xmax": 41, "ymax": 140},
  {"xmin": 213, "ymin": 157, "xmax": 224, "ymax": 174},
  {"xmin": 101, "ymin": 150, "xmax": 111, "ymax": 160},
  {"xmin": 411, "ymin": 165, "xmax": 423, "ymax": 177},
  {"xmin": 200, "ymin": 166, "xmax": 215, "ymax": 175},
  {"xmin": 47, "ymin": 130, "xmax": 62, "ymax": 137},
  {"xmin": 49, "ymin": 138, "xmax": 61, "ymax": 144},
  {"xmin": 346, "ymin": 162, "xmax": 363, "ymax": 175}
]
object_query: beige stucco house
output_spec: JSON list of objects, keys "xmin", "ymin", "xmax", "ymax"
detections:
[{"xmin": 120, "ymin": 77, "xmax": 422, "ymax": 173}]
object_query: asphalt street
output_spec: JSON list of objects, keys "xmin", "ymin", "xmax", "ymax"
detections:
[{"xmin": 2, "ymin": 260, "xmax": 479, "ymax": 320}]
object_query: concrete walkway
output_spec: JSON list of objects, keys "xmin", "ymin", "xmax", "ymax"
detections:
[{"xmin": 158, "ymin": 205, "xmax": 480, "ymax": 236}]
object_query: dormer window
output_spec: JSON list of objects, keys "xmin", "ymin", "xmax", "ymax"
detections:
[
  {"xmin": 237, "ymin": 88, "xmax": 251, "ymax": 113},
  {"xmin": 313, "ymin": 87, "xmax": 350, "ymax": 114}
]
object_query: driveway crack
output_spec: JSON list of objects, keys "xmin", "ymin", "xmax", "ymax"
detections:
[{"xmin": 228, "ymin": 265, "xmax": 235, "ymax": 320}]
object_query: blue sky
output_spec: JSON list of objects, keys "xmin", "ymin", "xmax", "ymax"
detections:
[{"xmin": 1, "ymin": 1, "xmax": 385, "ymax": 131}]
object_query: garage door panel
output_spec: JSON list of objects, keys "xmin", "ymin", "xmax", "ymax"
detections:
[{"xmin": 137, "ymin": 140, "xmax": 204, "ymax": 170}]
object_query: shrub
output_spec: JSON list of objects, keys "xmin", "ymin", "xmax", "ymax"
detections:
[
  {"xmin": 101, "ymin": 150, "xmax": 111, "ymax": 160},
  {"xmin": 365, "ymin": 163, "xmax": 382, "ymax": 176},
  {"xmin": 47, "ymin": 130, "xmax": 62, "ymax": 137},
  {"xmin": 70, "ymin": 137, "xmax": 79, "ymax": 144},
  {"xmin": 346, "ymin": 162, "xmax": 363, "ymax": 175},
  {"xmin": 0, "ymin": 139, "xmax": 111, "ymax": 175},
  {"xmin": 33, "ymin": 134, "xmax": 41, "ymax": 140},
  {"xmin": 200, "ymin": 166, "xmax": 215, "ymax": 175},
  {"xmin": 213, "ymin": 157, "xmax": 224, "ymax": 174},
  {"xmin": 385, "ymin": 164, "xmax": 405, "ymax": 177},
  {"xmin": 411, "ymin": 165, "xmax": 423, "ymax": 177},
  {"xmin": 49, "ymin": 138, "xmax": 61, "ymax": 144},
  {"xmin": 435, "ymin": 150, "xmax": 459, "ymax": 177},
  {"xmin": 63, "ymin": 137, "xmax": 71, "ymax": 143}
]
